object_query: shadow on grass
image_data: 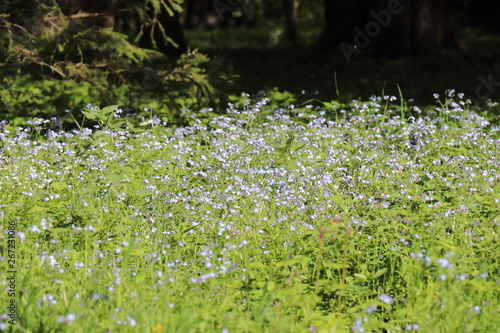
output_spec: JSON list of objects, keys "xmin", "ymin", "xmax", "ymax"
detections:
[{"xmin": 187, "ymin": 27, "xmax": 500, "ymax": 111}]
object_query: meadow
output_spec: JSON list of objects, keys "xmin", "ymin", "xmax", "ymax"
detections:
[{"xmin": 0, "ymin": 91, "xmax": 499, "ymax": 332}]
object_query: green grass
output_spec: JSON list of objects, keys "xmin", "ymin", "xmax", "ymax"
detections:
[{"xmin": 0, "ymin": 93, "xmax": 499, "ymax": 332}]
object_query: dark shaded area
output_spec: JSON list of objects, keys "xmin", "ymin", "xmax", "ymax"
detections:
[
  {"xmin": 466, "ymin": 1, "xmax": 500, "ymax": 32},
  {"xmin": 139, "ymin": 4, "xmax": 188, "ymax": 58},
  {"xmin": 198, "ymin": 36, "xmax": 500, "ymax": 107},
  {"xmin": 183, "ymin": 0, "xmax": 500, "ymax": 109}
]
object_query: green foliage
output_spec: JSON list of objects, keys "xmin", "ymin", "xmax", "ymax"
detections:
[
  {"xmin": 0, "ymin": 0, "xmax": 219, "ymax": 125},
  {"xmin": 0, "ymin": 71, "xmax": 105, "ymax": 117},
  {"xmin": 228, "ymin": 88, "xmax": 296, "ymax": 109},
  {"xmin": 81, "ymin": 105, "xmax": 121, "ymax": 129},
  {"xmin": 1, "ymin": 94, "xmax": 498, "ymax": 332}
]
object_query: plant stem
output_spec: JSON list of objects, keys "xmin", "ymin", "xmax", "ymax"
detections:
[{"xmin": 338, "ymin": 227, "xmax": 350, "ymax": 308}]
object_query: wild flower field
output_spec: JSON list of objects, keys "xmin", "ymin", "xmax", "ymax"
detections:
[{"xmin": 0, "ymin": 93, "xmax": 499, "ymax": 332}]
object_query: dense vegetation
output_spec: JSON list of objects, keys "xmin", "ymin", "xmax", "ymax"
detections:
[
  {"xmin": 0, "ymin": 93, "xmax": 499, "ymax": 332},
  {"xmin": 0, "ymin": 0, "xmax": 219, "ymax": 126},
  {"xmin": 1, "ymin": 1, "xmax": 499, "ymax": 332}
]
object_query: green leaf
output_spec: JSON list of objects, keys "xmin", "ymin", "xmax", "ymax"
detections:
[
  {"xmin": 274, "ymin": 256, "xmax": 303, "ymax": 267},
  {"xmin": 248, "ymin": 262, "xmax": 268, "ymax": 270},
  {"xmin": 354, "ymin": 273, "xmax": 368, "ymax": 281},
  {"xmin": 292, "ymin": 142, "xmax": 308, "ymax": 153},
  {"xmin": 101, "ymin": 105, "xmax": 118, "ymax": 116},
  {"xmin": 50, "ymin": 181, "xmax": 67, "ymax": 192},
  {"xmin": 81, "ymin": 109, "xmax": 98, "ymax": 121},
  {"xmin": 49, "ymin": 228, "xmax": 70, "ymax": 235},
  {"xmin": 125, "ymin": 119, "xmax": 135, "ymax": 130},
  {"xmin": 371, "ymin": 268, "xmax": 387, "ymax": 279}
]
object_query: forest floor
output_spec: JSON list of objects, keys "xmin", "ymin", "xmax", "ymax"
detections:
[{"xmin": 185, "ymin": 26, "xmax": 500, "ymax": 111}]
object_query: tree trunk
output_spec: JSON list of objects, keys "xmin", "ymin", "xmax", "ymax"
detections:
[
  {"xmin": 412, "ymin": 0, "xmax": 466, "ymax": 51},
  {"xmin": 283, "ymin": 0, "xmax": 300, "ymax": 48},
  {"xmin": 318, "ymin": 0, "xmax": 465, "ymax": 55},
  {"xmin": 317, "ymin": 0, "xmax": 367, "ymax": 49},
  {"xmin": 370, "ymin": 0, "xmax": 413, "ymax": 56},
  {"xmin": 184, "ymin": 0, "xmax": 221, "ymax": 29}
]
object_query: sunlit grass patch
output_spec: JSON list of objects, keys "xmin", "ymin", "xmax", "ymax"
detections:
[{"xmin": 0, "ymin": 92, "xmax": 499, "ymax": 332}]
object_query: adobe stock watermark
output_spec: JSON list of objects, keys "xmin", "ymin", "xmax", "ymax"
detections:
[
  {"xmin": 471, "ymin": 74, "xmax": 500, "ymax": 105},
  {"xmin": 5, "ymin": 220, "xmax": 17, "ymax": 328},
  {"xmin": 213, "ymin": 0, "xmax": 243, "ymax": 21},
  {"xmin": 340, "ymin": 0, "xmax": 404, "ymax": 63}
]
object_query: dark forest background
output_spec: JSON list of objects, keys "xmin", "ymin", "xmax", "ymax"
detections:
[{"xmin": 1, "ymin": 0, "xmax": 499, "ymax": 127}]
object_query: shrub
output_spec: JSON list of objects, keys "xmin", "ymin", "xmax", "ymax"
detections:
[{"xmin": 0, "ymin": 0, "xmax": 219, "ymax": 126}]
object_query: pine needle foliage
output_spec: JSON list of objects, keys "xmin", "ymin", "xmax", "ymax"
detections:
[{"xmin": 0, "ymin": 0, "xmax": 216, "ymax": 125}]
